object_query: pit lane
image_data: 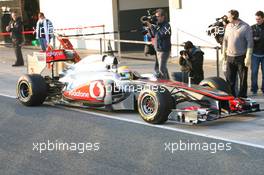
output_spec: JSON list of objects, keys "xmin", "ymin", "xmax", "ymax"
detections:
[
  {"xmin": 0, "ymin": 51, "xmax": 264, "ymax": 149},
  {"xmin": 1, "ymin": 49, "xmax": 264, "ymax": 174},
  {"xmin": 1, "ymin": 95, "xmax": 264, "ymax": 175}
]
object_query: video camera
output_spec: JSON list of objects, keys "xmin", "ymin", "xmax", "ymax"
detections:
[
  {"xmin": 140, "ymin": 9, "xmax": 157, "ymax": 29},
  {"xmin": 206, "ymin": 15, "xmax": 229, "ymax": 45},
  {"xmin": 179, "ymin": 41, "xmax": 194, "ymax": 58},
  {"xmin": 140, "ymin": 9, "xmax": 158, "ymax": 56},
  {"xmin": 179, "ymin": 50, "xmax": 189, "ymax": 57}
]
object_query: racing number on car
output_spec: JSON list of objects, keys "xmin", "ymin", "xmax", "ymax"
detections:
[{"xmin": 89, "ymin": 81, "xmax": 105, "ymax": 99}]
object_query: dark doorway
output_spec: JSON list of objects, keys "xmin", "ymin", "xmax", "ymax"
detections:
[
  {"xmin": 23, "ymin": 0, "xmax": 39, "ymax": 44},
  {"xmin": 1, "ymin": 11, "xmax": 11, "ymax": 43},
  {"xmin": 119, "ymin": 7, "xmax": 169, "ymax": 52}
]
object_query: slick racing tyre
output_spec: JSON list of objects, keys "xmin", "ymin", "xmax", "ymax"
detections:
[
  {"xmin": 17, "ymin": 74, "xmax": 47, "ymax": 106},
  {"xmin": 199, "ymin": 77, "xmax": 232, "ymax": 94},
  {"xmin": 137, "ymin": 86, "xmax": 173, "ymax": 124}
]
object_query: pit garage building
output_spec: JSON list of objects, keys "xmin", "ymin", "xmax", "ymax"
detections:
[{"xmin": 1, "ymin": 0, "xmax": 264, "ymax": 59}]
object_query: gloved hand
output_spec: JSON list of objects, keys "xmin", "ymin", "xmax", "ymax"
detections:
[
  {"xmin": 245, "ymin": 48, "xmax": 253, "ymax": 68},
  {"xmin": 221, "ymin": 47, "xmax": 227, "ymax": 71},
  {"xmin": 222, "ymin": 59, "xmax": 227, "ymax": 72},
  {"xmin": 221, "ymin": 46, "xmax": 227, "ymax": 61}
]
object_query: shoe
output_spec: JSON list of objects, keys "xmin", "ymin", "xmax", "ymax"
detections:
[{"xmin": 12, "ymin": 64, "xmax": 24, "ymax": 67}]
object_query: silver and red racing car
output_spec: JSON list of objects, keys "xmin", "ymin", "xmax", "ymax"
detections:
[{"xmin": 16, "ymin": 38, "xmax": 260, "ymax": 125}]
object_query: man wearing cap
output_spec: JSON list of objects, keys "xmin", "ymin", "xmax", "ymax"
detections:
[{"xmin": 179, "ymin": 41, "xmax": 204, "ymax": 84}]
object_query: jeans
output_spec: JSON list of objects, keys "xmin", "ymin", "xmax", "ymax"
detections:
[
  {"xmin": 224, "ymin": 72, "xmax": 239, "ymax": 95},
  {"xmin": 39, "ymin": 38, "xmax": 48, "ymax": 51},
  {"xmin": 251, "ymin": 54, "xmax": 264, "ymax": 93},
  {"xmin": 155, "ymin": 51, "xmax": 170, "ymax": 79},
  {"xmin": 226, "ymin": 55, "xmax": 248, "ymax": 98}
]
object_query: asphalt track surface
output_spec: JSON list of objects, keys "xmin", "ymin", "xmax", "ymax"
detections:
[
  {"xmin": 1, "ymin": 96, "xmax": 264, "ymax": 175},
  {"xmin": 0, "ymin": 47, "xmax": 264, "ymax": 174}
]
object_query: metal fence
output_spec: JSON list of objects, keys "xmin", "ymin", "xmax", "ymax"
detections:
[{"xmin": 61, "ymin": 36, "xmax": 221, "ymax": 77}]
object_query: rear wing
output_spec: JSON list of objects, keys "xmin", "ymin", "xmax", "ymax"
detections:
[
  {"xmin": 56, "ymin": 35, "xmax": 81, "ymax": 63},
  {"xmin": 27, "ymin": 35, "xmax": 81, "ymax": 75}
]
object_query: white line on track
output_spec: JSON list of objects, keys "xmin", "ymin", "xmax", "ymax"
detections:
[
  {"xmin": 253, "ymin": 99, "xmax": 264, "ymax": 103},
  {"xmin": 0, "ymin": 93, "xmax": 16, "ymax": 99},
  {"xmin": 63, "ymin": 107, "xmax": 264, "ymax": 150},
  {"xmin": 1, "ymin": 93, "xmax": 264, "ymax": 150}
]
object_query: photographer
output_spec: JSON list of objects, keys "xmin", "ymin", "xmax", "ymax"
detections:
[
  {"xmin": 171, "ymin": 50, "xmax": 192, "ymax": 84},
  {"xmin": 145, "ymin": 9, "xmax": 171, "ymax": 80},
  {"xmin": 179, "ymin": 41, "xmax": 204, "ymax": 84}
]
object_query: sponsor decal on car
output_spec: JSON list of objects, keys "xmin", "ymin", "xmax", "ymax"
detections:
[
  {"xmin": 46, "ymin": 50, "xmax": 67, "ymax": 63},
  {"xmin": 63, "ymin": 80, "xmax": 105, "ymax": 101},
  {"xmin": 89, "ymin": 81, "xmax": 105, "ymax": 99},
  {"xmin": 46, "ymin": 50, "xmax": 64, "ymax": 57}
]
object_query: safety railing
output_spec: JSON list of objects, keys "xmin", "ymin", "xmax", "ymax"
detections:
[
  {"xmin": 0, "ymin": 24, "xmax": 106, "ymax": 49},
  {"xmin": 60, "ymin": 36, "xmax": 221, "ymax": 77},
  {"xmin": 0, "ymin": 24, "xmax": 105, "ymax": 36},
  {"xmin": 0, "ymin": 25, "xmax": 221, "ymax": 77}
]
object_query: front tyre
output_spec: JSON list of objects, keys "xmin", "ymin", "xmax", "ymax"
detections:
[
  {"xmin": 16, "ymin": 74, "xmax": 47, "ymax": 106},
  {"xmin": 137, "ymin": 86, "xmax": 172, "ymax": 124}
]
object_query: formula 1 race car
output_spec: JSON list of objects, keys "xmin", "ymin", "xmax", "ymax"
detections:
[{"xmin": 16, "ymin": 38, "xmax": 260, "ymax": 125}]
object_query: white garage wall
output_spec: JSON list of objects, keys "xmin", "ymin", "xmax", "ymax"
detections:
[
  {"xmin": 39, "ymin": 0, "xmax": 116, "ymax": 50},
  {"xmin": 169, "ymin": 0, "xmax": 264, "ymax": 59},
  {"xmin": 39, "ymin": 0, "xmax": 262, "ymax": 56},
  {"xmin": 39, "ymin": 0, "xmax": 169, "ymax": 50},
  {"xmin": 119, "ymin": 0, "xmax": 168, "ymax": 11}
]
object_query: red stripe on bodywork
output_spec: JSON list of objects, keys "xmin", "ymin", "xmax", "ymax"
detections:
[{"xmin": 147, "ymin": 79, "xmax": 235, "ymax": 101}]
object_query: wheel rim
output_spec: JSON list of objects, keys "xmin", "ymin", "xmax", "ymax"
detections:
[
  {"xmin": 141, "ymin": 94, "xmax": 158, "ymax": 117},
  {"xmin": 19, "ymin": 82, "xmax": 30, "ymax": 101}
]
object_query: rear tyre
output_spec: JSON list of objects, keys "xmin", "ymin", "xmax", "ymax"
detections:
[
  {"xmin": 199, "ymin": 77, "xmax": 232, "ymax": 94},
  {"xmin": 16, "ymin": 74, "xmax": 47, "ymax": 106},
  {"xmin": 137, "ymin": 86, "xmax": 173, "ymax": 124}
]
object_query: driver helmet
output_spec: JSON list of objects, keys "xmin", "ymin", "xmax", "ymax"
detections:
[{"xmin": 118, "ymin": 66, "xmax": 133, "ymax": 80}]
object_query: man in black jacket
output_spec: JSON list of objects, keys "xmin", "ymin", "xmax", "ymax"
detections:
[
  {"xmin": 251, "ymin": 11, "xmax": 264, "ymax": 95},
  {"xmin": 146, "ymin": 9, "xmax": 171, "ymax": 79},
  {"xmin": 6, "ymin": 11, "xmax": 24, "ymax": 67},
  {"xmin": 179, "ymin": 41, "xmax": 204, "ymax": 84}
]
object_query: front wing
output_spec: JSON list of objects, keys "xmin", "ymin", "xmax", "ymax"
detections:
[{"xmin": 168, "ymin": 98, "xmax": 260, "ymax": 125}]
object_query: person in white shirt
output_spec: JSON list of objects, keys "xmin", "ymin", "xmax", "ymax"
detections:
[{"xmin": 35, "ymin": 12, "xmax": 54, "ymax": 51}]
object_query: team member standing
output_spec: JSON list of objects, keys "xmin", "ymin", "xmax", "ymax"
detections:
[
  {"xmin": 35, "ymin": 12, "xmax": 54, "ymax": 51},
  {"xmin": 6, "ymin": 11, "xmax": 24, "ymax": 67},
  {"xmin": 222, "ymin": 10, "xmax": 253, "ymax": 98},
  {"xmin": 146, "ymin": 9, "xmax": 171, "ymax": 79},
  {"xmin": 251, "ymin": 11, "xmax": 264, "ymax": 95}
]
